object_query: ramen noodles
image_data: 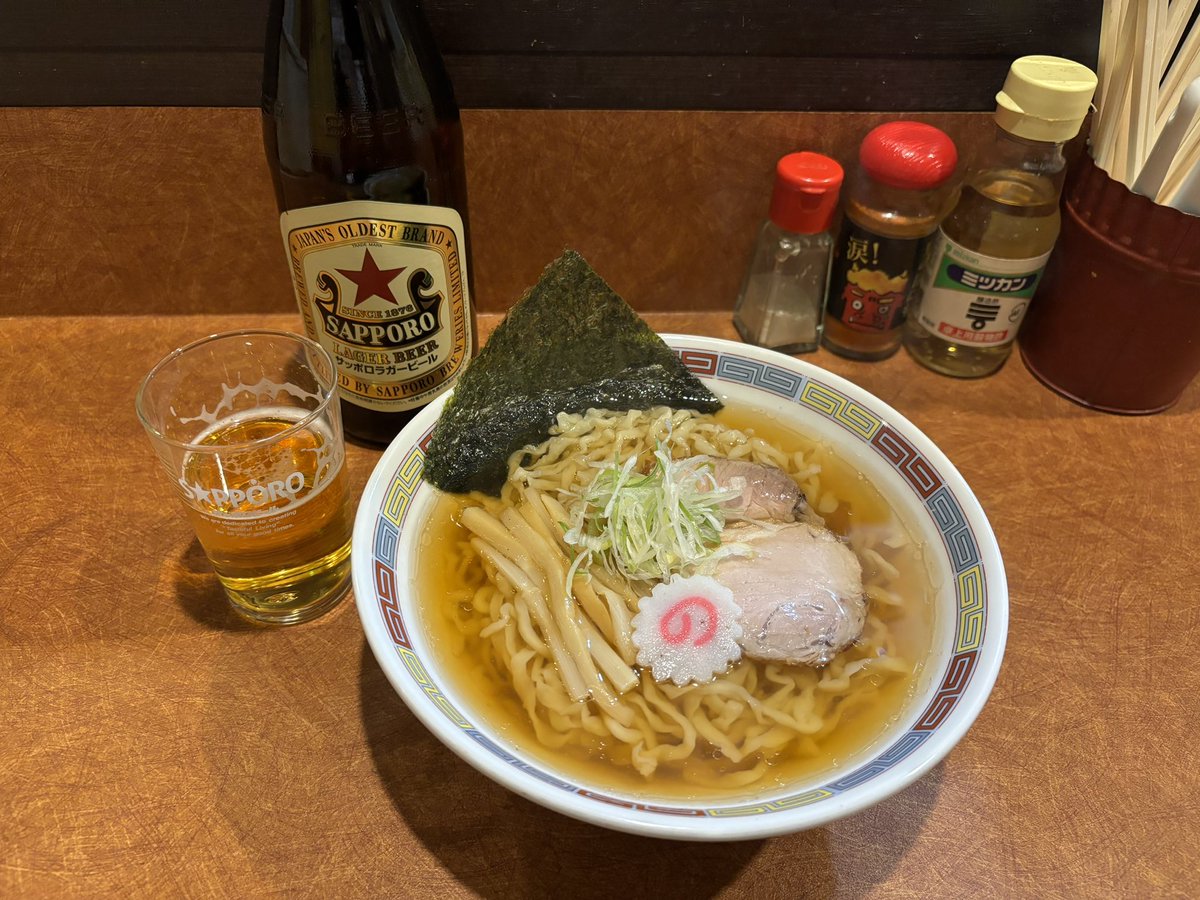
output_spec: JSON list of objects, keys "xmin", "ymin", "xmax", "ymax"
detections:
[{"xmin": 419, "ymin": 405, "xmax": 933, "ymax": 797}]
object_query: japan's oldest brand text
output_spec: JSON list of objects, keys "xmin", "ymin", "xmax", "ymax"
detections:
[{"xmin": 281, "ymin": 200, "xmax": 473, "ymax": 413}]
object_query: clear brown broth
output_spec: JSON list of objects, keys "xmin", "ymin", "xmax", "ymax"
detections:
[{"xmin": 416, "ymin": 406, "xmax": 934, "ymax": 801}]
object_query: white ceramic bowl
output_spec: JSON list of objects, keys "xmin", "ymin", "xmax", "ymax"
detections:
[{"xmin": 353, "ymin": 335, "xmax": 1007, "ymax": 840}]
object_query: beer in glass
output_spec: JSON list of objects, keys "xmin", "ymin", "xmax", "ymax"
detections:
[{"xmin": 137, "ymin": 330, "xmax": 354, "ymax": 624}]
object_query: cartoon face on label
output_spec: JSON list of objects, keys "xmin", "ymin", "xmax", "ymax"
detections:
[{"xmin": 839, "ymin": 263, "xmax": 912, "ymax": 331}]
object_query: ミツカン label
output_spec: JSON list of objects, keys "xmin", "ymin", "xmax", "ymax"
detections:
[
  {"xmin": 913, "ymin": 230, "xmax": 1051, "ymax": 347},
  {"xmin": 281, "ymin": 200, "xmax": 472, "ymax": 413}
]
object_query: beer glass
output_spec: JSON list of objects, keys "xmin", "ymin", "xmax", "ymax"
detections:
[{"xmin": 136, "ymin": 330, "xmax": 354, "ymax": 625}]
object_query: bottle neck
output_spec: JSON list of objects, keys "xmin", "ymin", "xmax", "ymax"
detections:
[
  {"xmin": 265, "ymin": 0, "xmax": 441, "ymax": 81},
  {"xmin": 974, "ymin": 121, "xmax": 1067, "ymax": 195},
  {"xmin": 262, "ymin": 0, "xmax": 463, "ymax": 210},
  {"xmin": 846, "ymin": 175, "xmax": 949, "ymax": 236}
]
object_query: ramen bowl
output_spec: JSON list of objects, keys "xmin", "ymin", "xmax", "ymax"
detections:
[{"xmin": 353, "ymin": 335, "xmax": 1007, "ymax": 840}]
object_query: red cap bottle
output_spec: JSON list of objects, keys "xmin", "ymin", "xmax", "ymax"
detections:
[
  {"xmin": 822, "ymin": 121, "xmax": 958, "ymax": 361},
  {"xmin": 769, "ymin": 152, "xmax": 844, "ymax": 234},
  {"xmin": 733, "ymin": 152, "xmax": 843, "ymax": 355},
  {"xmin": 859, "ymin": 122, "xmax": 958, "ymax": 191}
]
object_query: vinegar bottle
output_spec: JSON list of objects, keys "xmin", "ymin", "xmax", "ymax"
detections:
[
  {"xmin": 903, "ymin": 56, "xmax": 1096, "ymax": 378},
  {"xmin": 262, "ymin": 0, "xmax": 475, "ymax": 444}
]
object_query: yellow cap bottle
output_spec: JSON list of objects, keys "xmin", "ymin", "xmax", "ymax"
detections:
[
  {"xmin": 903, "ymin": 55, "xmax": 1097, "ymax": 378},
  {"xmin": 994, "ymin": 55, "xmax": 1098, "ymax": 143}
]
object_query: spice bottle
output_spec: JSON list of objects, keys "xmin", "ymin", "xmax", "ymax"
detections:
[
  {"xmin": 732, "ymin": 152, "xmax": 843, "ymax": 354},
  {"xmin": 823, "ymin": 123, "xmax": 958, "ymax": 360},
  {"xmin": 904, "ymin": 55, "xmax": 1097, "ymax": 378}
]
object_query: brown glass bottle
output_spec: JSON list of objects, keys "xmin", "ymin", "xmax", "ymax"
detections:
[
  {"xmin": 823, "ymin": 122, "xmax": 957, "ymax": 361},
  {"xmin": 262, "ymin": 0, "xmax": 475, "ymax": 445}
]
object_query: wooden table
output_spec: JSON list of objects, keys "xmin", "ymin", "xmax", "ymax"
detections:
[{"xmin": 3, "ymin": 311, "xmax": 1197, "ymax": 898}]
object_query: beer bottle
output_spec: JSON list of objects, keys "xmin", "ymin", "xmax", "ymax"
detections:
[{"xmin": 262, "ymin": 0, "xmax": 474, "ymax": 444}]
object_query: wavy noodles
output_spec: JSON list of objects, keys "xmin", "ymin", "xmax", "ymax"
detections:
[{"xmin": 430, "ymin": 407, "xmax": 929, "ymax": 792}]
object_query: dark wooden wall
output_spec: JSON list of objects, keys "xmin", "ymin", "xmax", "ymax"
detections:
[{"xmin": 2, "ymin": 1, "xmax": 1099, "ymax": 110}]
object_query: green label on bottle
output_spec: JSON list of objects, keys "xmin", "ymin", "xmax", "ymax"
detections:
[{"xmin": 914, "ymin": 231, "xmax": 1051, "ymax": 347}]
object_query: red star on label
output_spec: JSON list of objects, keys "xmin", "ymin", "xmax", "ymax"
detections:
[{"xmin": 336, "ymin": 248, "xmax": 406, "ymax": 305}]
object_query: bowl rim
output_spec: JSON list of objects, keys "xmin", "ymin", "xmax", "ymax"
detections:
[{"xmin": 353, "ymin": 334, "xmax": 1008, "ymax": 840}]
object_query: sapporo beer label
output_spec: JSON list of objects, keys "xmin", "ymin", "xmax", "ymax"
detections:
[
  {"xmin": 281, "ymin": 200, "xmax": 472, "ymax": 413},
  {"xmin": 826, "ymin": 222, "xmax": 925, "ymax": 333},
  {"xmin": 914, "ymin": 230, "xmax": 1051, "ymax": 348}
]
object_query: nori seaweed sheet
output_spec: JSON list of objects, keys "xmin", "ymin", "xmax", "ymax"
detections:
[{"xmin": 422, "ymin": 250, "xmax": 722, "ymax": 495}]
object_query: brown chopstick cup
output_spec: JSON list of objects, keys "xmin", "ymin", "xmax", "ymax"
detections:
[{"xmin": 1020, "ymin": 152, "xmax": 1200, "ymax": 414}]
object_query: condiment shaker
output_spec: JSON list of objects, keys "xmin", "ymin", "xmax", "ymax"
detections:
[{"xmin": 732, "ymin": 152, "xmax": 844, "ymax": 354}]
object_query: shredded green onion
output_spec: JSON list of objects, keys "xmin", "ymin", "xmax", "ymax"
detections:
[{"xmin": 563, "ymin": 443, "xmax": 740, "ymax": 583}]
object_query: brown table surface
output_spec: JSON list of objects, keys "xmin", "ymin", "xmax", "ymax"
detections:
[{"xmin": 4, "ymin": 311, "xmax": 1197, "ymax": 898}]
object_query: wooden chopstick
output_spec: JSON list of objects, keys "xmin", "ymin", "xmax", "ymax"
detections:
[
  {"xmin": 1126, "ymin": 0, "xmax": 1164, "ymax": 183},
  {"xmin": 1093, "ymin": 0, "xmax": 1139, "ymax": 179}
]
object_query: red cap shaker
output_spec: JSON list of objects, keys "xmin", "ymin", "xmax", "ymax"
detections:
[
  {"xmin": 733, "ymin": 152, "xmax": 844, "ymax": 355},
  {"xmin": 768, "ymin": 152, "xmax": 845, "ymax": 234}
]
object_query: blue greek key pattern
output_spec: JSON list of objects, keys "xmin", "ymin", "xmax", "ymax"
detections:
[
  {"xmin": 926, "ymin": 487, "xmax": 980, "ymax": 574},
  {"xmin": 827, "ymin": 732, "xmax": 932, "ymax": 791},
  {"xmin": 374, "ymin": 518, "xmax": 398, "ymax": 568},
  {"xmin": 467, "ymin": 731, "xmax": 579, "ymax": 791},
  {"xmin": 926, "ymin": 485, "xmax": 966, "ymax": 532},
  {"xmin": 714, "ymin": 355, "xmax": 806, "ymax": 399}
]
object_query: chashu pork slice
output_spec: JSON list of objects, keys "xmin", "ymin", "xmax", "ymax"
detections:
[
  {"xmin": 714, "ymin": 521, "xmax": 867, "ymax": 667},
  {"xmin": 705, "ymin": 457, "xmax": 805, "ymax": 522}
]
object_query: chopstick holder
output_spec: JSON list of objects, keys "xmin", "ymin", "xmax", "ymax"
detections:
[{"xmin": 1020, "ymin": 152, "xmax": 1200, "ymax": 414}]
